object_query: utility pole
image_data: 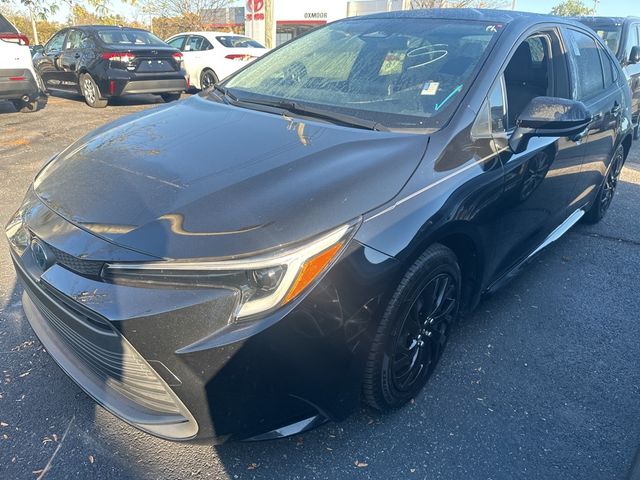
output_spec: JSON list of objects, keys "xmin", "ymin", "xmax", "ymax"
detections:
[
  {"xmin": 593, "ymin": 0, "xmax": 599, "ymax": 15},
  {"xmin": 28, "ymin": 5, "xmax": 39, "ymax": 45},
  {"xmin": 402, "ymin": 0, "xmax": 412, "ymax": 9},
  {"xmin": 511, "ymin": 0, "xmax": 517, "ymax": 10},
  {"xmin": 265, "ymin": 0, "xmax": 274, "ymax": 49}
]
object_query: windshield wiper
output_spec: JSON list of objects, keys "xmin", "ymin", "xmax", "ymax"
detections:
[
  {"xmin": 213, "ymin": 84, "xmax": 239, "ymax": 103},
  {"xmin": 228, "ymin": 95, "xmax": 388, "ymax": 131}
]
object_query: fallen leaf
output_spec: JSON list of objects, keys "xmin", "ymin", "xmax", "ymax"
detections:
[
  {"xmin": 2, "ymin": 434, "xmax": 8, "ymax": 440},
  {"xmin": 18, "ymin": 370, "xmax": 31, "ymax": 378},
  {"xmin": 52, "ymin": 433, "xmax": 59, "ymax": 442},
  {"xmin": 247, "ymin": 463, "xmax": 258, "ymax": 470},
  {"xmin": 354, "ymin": 461, "xmax": 368, "ymax": 468},
  {"xmin": 32, "ymin": 469, "xmax": 44, "ymax": 475},
  {"xmin": 326, "ymin": 447, "xmax": 333, "ymax": 451},
  {"xmin": 410, "ymin": 468, "xmax": 416, "ymax": 473},
  {"xmin": 0, "ymin": 422, "xmax": 8, "ymax": 427},
  {"xmin": 88, "ymin": 455, "xmax": 95, "ymax": 464}
]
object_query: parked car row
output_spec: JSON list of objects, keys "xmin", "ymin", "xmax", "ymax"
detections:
[
  {"xmin": 5, "ymin": 8, "xmax": 638, "ymax": 443},
  {"xmin": 1, "ymin": 13, "xmax": 268, "ymax": 110}
]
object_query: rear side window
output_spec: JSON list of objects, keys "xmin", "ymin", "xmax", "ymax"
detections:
[
  {"xmin": 216, "ymin": 36, "xmax": 264, "ymax": 48},
  {"xmin": 185, "ymin": 36, "xmax": 212, "ymax": 51},
  {"xmin": 600, "ymin": 48, "xmax": 617, "ymax": 87},
  {"xmin": 565, "ymin": 29, "xmax": 604, "ymax": 100},
  {"xmin": 97, "ymin": 29, "xmax": 165, "ymax": 46},
  {"xmin": 0, "ymin": 14, "xmax": 18, "ymax": 34}
]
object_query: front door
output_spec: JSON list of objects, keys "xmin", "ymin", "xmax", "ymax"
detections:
[
  {"xmin": 35, "ymin": 29, "xmax": 68, "ymax": 90},
  {"xmin": 492, "ymin": 29, "xmax": 586, "ymax": 276}
]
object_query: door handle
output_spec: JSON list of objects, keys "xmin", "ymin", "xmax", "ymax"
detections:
[{"xmin": 611, "ymin": 102, "xmax": 622, "ymax": 115}]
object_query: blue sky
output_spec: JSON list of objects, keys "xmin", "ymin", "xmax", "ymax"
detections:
[{"xmin": 51, "ymin": 0, "xmax": 639, "ymax": 23}]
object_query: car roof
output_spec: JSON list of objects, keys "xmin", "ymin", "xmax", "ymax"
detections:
[
  {"xmin": 168, "ymin": 31, "xmax": 247, "ymax": 39},
  {"xmin": 354, "ymin": 8, "xmax": 587, "ymax": 28},
  {"xmin": 571, "ymin": 16, "xmax": 640, "ymax": 25},
  {"xmin": 74, "ymin": 25, "xmax": 151, "ymax": 32}
]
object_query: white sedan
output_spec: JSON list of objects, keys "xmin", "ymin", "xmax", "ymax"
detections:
[{"xmin": 165, "ymin": 32, "xmax": 268, "ymax": 89}]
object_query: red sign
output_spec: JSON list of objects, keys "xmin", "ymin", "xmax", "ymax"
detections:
[{"xmin": 246, "ymin": 0, "xmax": 264, "ymax": 13}]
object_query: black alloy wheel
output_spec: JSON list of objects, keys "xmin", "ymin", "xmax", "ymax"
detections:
[
  {"xmin": 583, "ymin": 145, "xmax": 625, "ymax": 224},
  {"xmin": 363, "ymin": 244, "xmax": 461, "ymax": 410},
  {"xmin": 200, "ymin": 69, "xmax": 218, "ymax": 90}
]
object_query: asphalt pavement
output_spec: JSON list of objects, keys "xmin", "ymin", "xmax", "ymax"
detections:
[{"xmin": 1, "ymin": 94, "xmax": 639, "ymax": 480}]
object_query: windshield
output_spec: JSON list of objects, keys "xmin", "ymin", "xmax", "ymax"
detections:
[
  {"xmin": 97, "ymin": 29, "xmax": 166, "ymax": 46},
  {"xmin": 580, "ymin": 21, "xmax": 622, "ymax": 54},
  {"xmin": 216, "ymin": 36, "xmax": 264, "ymax": 49},
  {"xmin": 224, "ymin": 18, "xmax": 500, "ymax": 130}
]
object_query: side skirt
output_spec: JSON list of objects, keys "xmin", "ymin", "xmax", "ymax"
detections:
[{"xmin": 485, "ymin": 208, "xmax": 585, "ymax": 295}]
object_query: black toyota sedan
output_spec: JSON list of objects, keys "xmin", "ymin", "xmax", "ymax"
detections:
[
  {"xmin": 573, "ymin": 16, "xmax": 640, "ymax": 139},
  {"xmin": 6, "ymin": 9, "xmax": 633, "ymax": 442},
  {"xmin": 32, "ymin": 25, "xmax": 188, "ymax": 107}
]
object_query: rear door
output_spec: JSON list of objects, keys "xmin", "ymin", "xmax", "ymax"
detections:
[
  {"xmin": 623, "ymin": 22, "xmax": 640, "ymax": 125},
  {"xmin": 58, "ymin": 29, "xmax": 84, "ymax": 90},
  {"xmin": 182, "ymin": 35, "xmax": 212, "ymax": 84},
  {"xmin": 562, "ymin": 27, "xmax": 623, "ymax": 206}
]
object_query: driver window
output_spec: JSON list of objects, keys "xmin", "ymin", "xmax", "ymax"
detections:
[
  {"xmin": 503, "ymin": 35, "xmax": 552, "ymax": 128},
  {"xmin": 46, "ymin": 31, "xmax": 66, "ymax": 54},
  {"xmin": 502, "ymin": 30, "xmax": 571, "ymax": 129},
  {"xmin": 65, "ymin": 30, "xmax": 83, "ymax": 50}
]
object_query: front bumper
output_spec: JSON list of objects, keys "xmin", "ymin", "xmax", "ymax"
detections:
[
  {"xmin": 6, "ymin": 191, "xmax": 398, "ymax": 442},
  {"xmin": 0, "ymin": 68, "xmax": 39, "ymax": 101}
]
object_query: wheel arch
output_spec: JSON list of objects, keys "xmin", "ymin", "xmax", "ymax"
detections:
[
  {"xmin": 397, "ymin": 222, "xmax": 486, "ymax": 315},
  {"xmin": 199, "ymin": 67, "xmax": 218, "ymax": 89}
]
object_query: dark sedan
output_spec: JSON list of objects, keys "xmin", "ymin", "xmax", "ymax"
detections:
[
  {"xmin": 573, "ymin": 16, "xmax": 640, "ymax": 139},
  {"xmin": 6, "ymin": 9, "xmax": 634, "ymax": 442},
  {"xmin": 33, "ymin": 25, "xmax": 188, "ymax": 107}
]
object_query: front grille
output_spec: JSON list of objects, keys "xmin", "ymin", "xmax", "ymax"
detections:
[{"xmin": 47, "ymin": 243, "xmax": 104, "ymax": 277}]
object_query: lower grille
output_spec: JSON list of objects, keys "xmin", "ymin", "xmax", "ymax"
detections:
[{"xmin": 16, "ymin": 261, "xmax": 198, "ymax": 440}]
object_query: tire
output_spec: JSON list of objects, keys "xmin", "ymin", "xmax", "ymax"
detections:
[
  {"xmin": 363, "ymin": 244, "xmax": 462, "ymax": 411},
  {"xmin": 634, "ymin": 123, "xmax": 639, "ymax": 141},
  {"xmin": 80, "ymin": 73, "xmax": 108, "ymax": 108},
  {"xmin": 199, "ymin": 69, "xmax": 218, "ymax": 91},
  {"xmin": 161, "ymin": 93, "xmax": 181, "ymax": 103},
  {"xmin": 11, "ymin": 98, "xmax": 38, "ymax": 113},
  {"xmin": 582, "ymin": 144, "xmax": 625, "ymax": 224}
]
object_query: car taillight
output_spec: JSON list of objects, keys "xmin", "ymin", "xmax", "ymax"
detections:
[
  {"xmin": 101, "ymin": 52, "xmax": 136, "ymax": 62},
  {"xmin": 0, "ymin": 33, "xmax": 30, "ymax": 45},
  {"xmin": 172, "ymin": 52, "xmax": 184, "ymax": 67},
  {"xmin": 225, "ymin": 54, "xmax": 253, "ymax": 61}
]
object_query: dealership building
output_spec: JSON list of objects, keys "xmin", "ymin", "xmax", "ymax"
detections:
[{"xmin": 243, "ymin": 0, "xmax": 405, "ymax": 47}]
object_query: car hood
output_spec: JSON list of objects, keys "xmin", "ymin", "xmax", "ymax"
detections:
[{"xmin": 33, "ymin": 94, "xmax": 428, "ymax": 259}]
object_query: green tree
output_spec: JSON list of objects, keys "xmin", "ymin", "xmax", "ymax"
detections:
[{"xmin": 550, "ymin": 0, "xmax": 595, "ymax": 16}]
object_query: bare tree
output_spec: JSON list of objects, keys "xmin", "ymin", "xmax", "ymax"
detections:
[
  {"xmin": 135, "ymin": 0, "xmax": 233, "ymax": 31},
  {"xmin": 408, "ymin": 0, "xmax": 508, "ymax": 8}
]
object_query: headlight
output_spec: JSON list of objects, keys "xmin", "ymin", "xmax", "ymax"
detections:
[
  {"xmin": 5, "ymin": 208, "xmax": 31, "ymax": 256},
  {"xmin": 102, "ymin": 221, "xmax": 359, "ymax": 319}
]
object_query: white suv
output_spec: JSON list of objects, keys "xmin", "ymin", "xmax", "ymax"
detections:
[{"xmin": 0, "ymin": 14, "xmax": 41, "ymax": 112}]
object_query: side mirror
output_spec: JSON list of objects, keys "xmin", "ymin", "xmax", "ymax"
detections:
[
  {"xmin": 509, "ymin": 96, "xmax": 592, "ymax": 154},
  {"xmin": 629, "ymin": 45, "xmax": 640, "ymax": 64},
  {"xmin": 30, "ymin": 44, "xmax": 44, "ymax": 56}
]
